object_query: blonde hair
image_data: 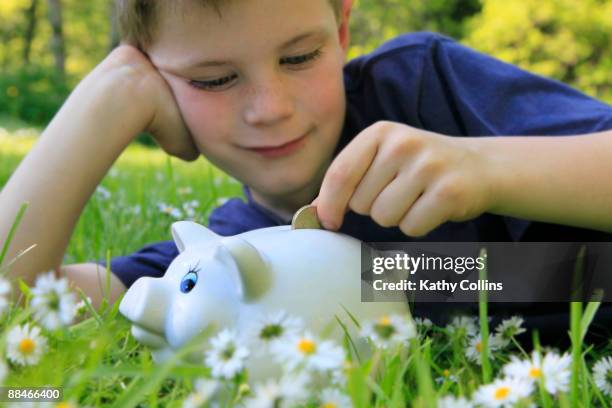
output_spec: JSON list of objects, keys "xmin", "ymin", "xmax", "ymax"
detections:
[{"xmin": 116, "ymin": 0, "xmax": 343, "ymax": 49}]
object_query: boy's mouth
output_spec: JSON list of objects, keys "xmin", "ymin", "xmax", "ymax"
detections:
[{"xmin": 245, "ymin": 130, "xmax": 310, "ymax": 158}]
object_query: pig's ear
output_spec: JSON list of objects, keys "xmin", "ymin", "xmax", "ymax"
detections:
[
  {"xmin": 171, "ymin": 221, "xmax": 220, "ymax": 253},
  {"xmin": 219, "ymin": 236, "xmax": 272, "ymax": 301}
]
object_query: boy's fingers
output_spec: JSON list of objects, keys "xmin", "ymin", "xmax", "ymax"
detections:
[
  {"xmin": 399, "ymin": 189, "xmax": 449, "ymax": 237},
  {"xmin": 348, "ymin": 141, "xmax": 402, "ymax": 215},
  {"xmin": 317, "ymin": 130, "xmax": 380, "ymax": 230},
  {"xmin": 369, "ymin": 173, "xmax": 424, "ymax": 227}
]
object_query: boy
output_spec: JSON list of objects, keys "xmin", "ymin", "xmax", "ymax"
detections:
[{"xmin": 1, "ymin": 0, "xmax": 611, "ymax": 339}]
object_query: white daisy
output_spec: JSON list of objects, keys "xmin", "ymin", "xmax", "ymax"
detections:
[
  {"xmin": 503, "ymin": 355, "xmax": 538, "ymax": 380},
  {"xmin": 0, "ymin": 359, "xmax": 7, "ymax": 384},
  {"xmin": 0, "ymin": 277, "xmax": 10, "ymax": 296},
  {"xmin": 6, "ymin": 324, "xmax": 48, "ymax": 366},
  {"xmin": 319, "ymin": 388, "xmax": 352, "ymax": 408},
  {"xmin": 465, "ymin": 334, "xmax": 502, "ymax": 364},
  {"xmin": 473, "ymin": 377, "xmax": 533, "ymax": 407},
  {"xmin": 182, "ymin": 200, "xmax": 200, "ymax": 219},
  {"xmin": 157, "ymin": 202, "xmax": 182, "ymax": 219},
  {"xmin": 437, "ymin": 395, "xmax": 473, "ymax": 408},
  {"xmin": 75, "ymin": 296, "xmax": 92, "ymax": 316},
  {"xmin": 95, "ymin": 186, "xmax": 111, "ymax": 200},
  {"xmin": 435, "ymin": 369, "xmax": 459, "ymax": 384},
  {"xmin": 272, "ymin": 331, "xmax": 344, "ymax": 374},
  {"xmin": 30, "ymin": 271, "xmax": 77, "ymax": 330},
  {"xmin": 244, "ymin": 373, "xmax": 309, "ymax": 408},
  {"xmin": 182, "ymin": 378, "xmax": 219, "ymax": 408},
  {"xmin": 593, "ymin": 356, "xmax": 612, "ymax": 397},
  {"xmin": 242, "ymin": 310, "xmax": 303, "ymax": 353},
  {"xmin": 414, "ymin": 317, "xmax": 433, "ymax": 331},
  {"xmin": 504, "ymin": 351, "xmax": 571, "ymax": 394},
  {"xmin": 446, "ymin": 316, "xmax": 478, "ymax": 338},
  {"xmin": 0, "ymin": 277, "xmax": 11, "ymax": 316},
  {"xmin": 359, "ymin": 314, "xmax": 416, "ymax": 348},
  {"xmin": 177, "ymin": 186, "xmax": 193, "ymax": 195},
  {"xmin": 540, "ymin": 352, "xmax": 571, "ymax": 394},
  {"xmin": 204, "ymin": 329, "xmax": 249, "ymax": 380},
  {"xmin": 494, "ymin": 316, "xmax": 525, "ymax": 347},
  {"xmin": 194, "ymin": 378, "xmax": 219, "ymax": 399}
]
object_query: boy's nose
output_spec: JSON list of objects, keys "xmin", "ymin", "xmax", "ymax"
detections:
[{"xmin": 242, "ymin": 80, "xmax": 295, "ymax": 126}]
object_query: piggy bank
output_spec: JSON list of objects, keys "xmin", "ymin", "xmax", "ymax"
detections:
[{"xmin": 119, "ymin": 221, "xmax": 409, "ymax": 378}]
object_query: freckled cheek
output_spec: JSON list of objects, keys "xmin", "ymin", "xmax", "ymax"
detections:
[
  {"xmin": 174, "ymin": 88, "xmax": 233, "ymax": 148},
  {"xmin": 303, "ymin": 63, "xmax": 345, "ymax": 128}
]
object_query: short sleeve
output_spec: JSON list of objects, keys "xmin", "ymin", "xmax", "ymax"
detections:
[
  {"xmin": 101, "ymin": 240, "xmax": 178, "ymax": 289},
  {"xmin": 418, "ymin": 34, "xmax": 612, "ymax": 136}
]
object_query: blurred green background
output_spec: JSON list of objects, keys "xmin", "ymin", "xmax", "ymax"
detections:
[{"xmin": 0, "ymin": 0, "xmax": 610, "ymax": 131}]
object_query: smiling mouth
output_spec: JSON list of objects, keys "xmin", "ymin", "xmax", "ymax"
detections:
[{"xmin": 244, "ymin": 130, "xmax": 310, "ymax": 158}]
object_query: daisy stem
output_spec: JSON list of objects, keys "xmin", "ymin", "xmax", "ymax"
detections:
[
  {"xmin": 570, "ymin": 300, "xmax": 582, "ymax": 408},
  {"xmin": 510, "ymin": 336, "xmax": 528, "ymax": 358},
  {"xmin": 478, "ymin": 248, "xmax": 491, "ymax": 383}
]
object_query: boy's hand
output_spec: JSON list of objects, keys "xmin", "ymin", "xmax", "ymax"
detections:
[
  {"xmin": 314, "ymin": 121, "xmax": 494, "ymax": 236},
  {"xmin": 99, "ymin": 45, "xmax": 199, "ymax": 161}
]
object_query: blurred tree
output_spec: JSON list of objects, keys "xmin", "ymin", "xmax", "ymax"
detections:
[
  {"xmin": 348, "ymin": 0, "xmax": 481, "ymax": 58},
  {"xmin": 23, "ymin": 0, "xmax": 38, "ymax": 64},
  {"xmin": 109, "ymin": 0, "xmax": 120, "ymax": 51},
  {"xmin": 47, "ymin": 0, "xmax": 66, "ymax": 81},
  {"xmin": 464, "ymin": 0, "xmax": 612, "ymax": 103}
]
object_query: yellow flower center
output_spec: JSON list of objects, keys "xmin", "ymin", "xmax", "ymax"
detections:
[
  {"xmin": 18, "ymin": 338, "xmax": 36, "ymax": 355},
  {"xmin": 379, "ymin": 316, "xmax": 391, "ymax": 325},
  {"xmin": 529, "ymin": 367, "xmax": 542, "ymax": 378},
  {"xmin": 475, "ymin": 341, "xmax": 482, "ymax": 353},
  {"xmin": 297, "ymin": 338, "xmax": 316, "ymax": 355},
  {"xmin": 56, "ymin": 403, "xmax": 73, "ymax": 408},
  {"xmin": 443, "ymin": 369, "xmax": 450, "ymax": 377},
  {"xmin": 321, "ymin": 404, "xmax": 337, "ymax": 408},
  {"xmin": 494, "ymin": 386, "xmax": 510, "ymax": 400}
]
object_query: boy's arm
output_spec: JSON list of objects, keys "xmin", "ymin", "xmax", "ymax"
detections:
[
  {"xmin": 477, "ymin": 129, "xmax": 612, "ymax": 232},
  {"xmin": 62, "ymin": 263, "xmax": 127, "ymax": 309},
  {"xmin": 0, "ymin": 45, "xmax": 198, "ymax": 301}
]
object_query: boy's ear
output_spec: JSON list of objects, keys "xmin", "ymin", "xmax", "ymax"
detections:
[{"xmin": 338, "ymin": 0, "xmax": 353, "ymax": 53}]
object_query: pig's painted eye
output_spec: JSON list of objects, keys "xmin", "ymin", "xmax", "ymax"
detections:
[{"xmin": 180, "ymin": 263, "xmax": 199, "ymax": 293}]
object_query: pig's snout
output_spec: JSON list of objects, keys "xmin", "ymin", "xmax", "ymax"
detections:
[{"xmin": 119, "ymin": 277, "xmax": 170, "ymax": 334}]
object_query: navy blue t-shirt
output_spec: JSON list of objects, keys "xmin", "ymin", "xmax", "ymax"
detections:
[{"xmin": 103, "ymin": 33, "xmax": 612, "ymax": 334}]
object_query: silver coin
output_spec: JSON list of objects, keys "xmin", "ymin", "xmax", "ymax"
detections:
[{"xmin": 291, "ymin": 205, "xmax": 322, "ymax": 230}]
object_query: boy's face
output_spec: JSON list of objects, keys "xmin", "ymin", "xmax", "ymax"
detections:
[{"xmin": 148, "ymin": 0, "xmax": 350, "ymax": 204}]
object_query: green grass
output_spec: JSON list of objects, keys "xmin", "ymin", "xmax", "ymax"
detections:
[{"xmin": 1, "ymin": 128, "xmax": 611, "ymax": 407}]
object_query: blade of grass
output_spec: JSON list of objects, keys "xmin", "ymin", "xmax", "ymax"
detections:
[
  {"xmin": 478, "ymin": 247, "xmax": 492, "ymax": 383},
  {"xmin": 410, "ymin": 337, "xmax": 436, "ymax": 405},
  {"xmin": 570, "ymin": 301, "xmax": 582, "ymax": 407},
  {"xmin": 0, "ymin": 201, "xmax": 29, "ymax": 268},
  {"xmin": 580, "ymin": 289, "xmax": 602, "ymax": 342},
  {"xmin": 569, "ymin": 246, "xmax": 586, "ymax": 407},
  {"xmin": 0, "ymin": 243, "xmax": 37, "ymax": 277},
  {"xmin": 334, "ymin": 314, "xmax": 362, "ymax": 364}
]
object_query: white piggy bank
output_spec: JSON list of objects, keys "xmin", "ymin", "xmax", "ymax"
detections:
[{"xmin": 119, "ymin": 221, "xmax": 409, "ymax": 378}]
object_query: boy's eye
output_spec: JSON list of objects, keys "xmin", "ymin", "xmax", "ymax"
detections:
[
  {"xmin": 189, "ymin": 74, "xmax": 238, "ymax": 91},
  {"xmin": 280, "ymin": 49, "xmax": 322, "ymax": 66}
]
